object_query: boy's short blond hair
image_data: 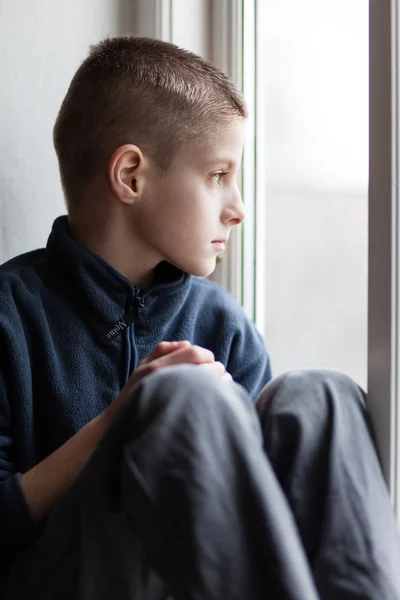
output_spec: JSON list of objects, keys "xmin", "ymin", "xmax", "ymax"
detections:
[{"xmin": 53, "ymin": 36, "xmax": 248, "ymax": 209}]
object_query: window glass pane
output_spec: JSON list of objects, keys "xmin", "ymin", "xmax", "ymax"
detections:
[{"xmin": 257, "ymin": 0, "xmax": 368, "ymax": 388}]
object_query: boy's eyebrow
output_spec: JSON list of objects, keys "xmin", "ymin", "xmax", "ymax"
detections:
[{"xmin": 207, "ymin": 158, "xmax": 238, "ymax": 169}]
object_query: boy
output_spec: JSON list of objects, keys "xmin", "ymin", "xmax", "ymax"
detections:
[{"xmin": 1, "ymin": 36, "xmax": 399, "ymax": 599}]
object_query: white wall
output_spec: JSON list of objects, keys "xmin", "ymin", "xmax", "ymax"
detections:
[{"xmin": 0, "ymin": 0, "xmax": 136, "ymax": 263}]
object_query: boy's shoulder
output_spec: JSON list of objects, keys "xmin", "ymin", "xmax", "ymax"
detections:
[
  {"xmin": 0, "ymin": 248, "xmax": 47, "ymax": 276},
  {"xmin": 0, "ymin": 248, "xmax": 47, "ymax": 271},
  {"xmin": 188, "ymin": 276, "xmax": 247, "ymax": 324},
  {"xmin": 0, "ymin": 248, "xmax": 48, "ymax": 304},
  {"xmin": 190, "ymin": 275, "xmax": 239, "ymax": 304}
]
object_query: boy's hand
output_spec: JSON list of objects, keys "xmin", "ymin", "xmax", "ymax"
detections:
[
  {"xmin": 126, "ymin": 340, "xmax": 231, "ymax": 387},
  {"xmin": 107, "ymin": 341, "xmax": 231, "ymax": 420}
]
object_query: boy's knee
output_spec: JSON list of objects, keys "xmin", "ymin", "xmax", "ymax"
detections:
[
  {"xmin": 142, "ymin": 364, "xmax": 240, "ymax": 408},
  {"xmin": 133, "ymin": 364, "xmax": 256, "ymax": 436},
  {"xmin": 100, "ymin": 365, "xmax": 259, "ymax": 457},
  {"xmin": 256, "ymin": 368, "xmax": 366, "ymax": 421},
  {"xmin": 100, "ymin": 365, "xmax": 221, "ymax": 448},
  {"xmin": 142, "ymin": 363, "xmax": 221, "ymax": 400}
]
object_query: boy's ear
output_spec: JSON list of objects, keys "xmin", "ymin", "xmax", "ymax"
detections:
[{"xmin": 108, "ymin": 144, "xmax": 146, "ymax": 204}]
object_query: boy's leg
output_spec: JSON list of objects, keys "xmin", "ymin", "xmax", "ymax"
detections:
[
  {"xmin": 8, "ymin": 365, "xmax": 319, "ymax": 600},
  {"xmin": 256, "ymin": 369, "xmax": 400, "ymax": 600}
]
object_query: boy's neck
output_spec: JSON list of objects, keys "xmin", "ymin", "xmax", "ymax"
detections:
[{"xmin": 68, "ymin": 211, "xmax": 157, "ymax": 290}]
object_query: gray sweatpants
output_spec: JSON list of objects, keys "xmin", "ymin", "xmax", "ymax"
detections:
[{"xmin": 7, "ymin": 367, "xmax": 400, "ymax": 599}]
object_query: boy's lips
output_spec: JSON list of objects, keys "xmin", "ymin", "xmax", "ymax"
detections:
[
  {"xmin": 211, "ymin": 240, "xmax": 226, "ymax": 251},
  {"xmin": 211, "ymin": 235, "xmax": 228, "ymax": 243}
]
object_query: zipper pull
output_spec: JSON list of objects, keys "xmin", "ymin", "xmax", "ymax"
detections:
[
  {"xmin": 132, "ymin": 292, "xmax": 145, "ymax": 320},
  {"xmin": 98, "ymin": 295, "xmax": 145, "ymax": 345},
  {"xmin": 136, "ymin": 291, "xmax": 145, "ymax": 313}
]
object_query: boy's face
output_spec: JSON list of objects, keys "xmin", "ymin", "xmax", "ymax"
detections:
[{"xmin": 132, "ymin": 117, "xmax": 246, "ymax": 278}]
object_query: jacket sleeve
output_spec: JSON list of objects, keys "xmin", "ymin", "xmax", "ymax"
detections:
[
  {"xmin": 226, "ymin": 313, "xmax": 273, "ymax": 402},
  {"xmin": 0, "ymin": 368, "xmax": 41, "ymax": 572}
]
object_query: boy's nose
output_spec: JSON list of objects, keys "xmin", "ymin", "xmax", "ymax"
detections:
[{"xmin": 222, "ymin": 195, "xmax": 246, "ymax": 226}]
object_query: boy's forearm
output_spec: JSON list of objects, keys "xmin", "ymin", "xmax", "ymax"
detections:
[{"xmin": 20, "ymin": 410, "xmax": 112, "ymax": 522}]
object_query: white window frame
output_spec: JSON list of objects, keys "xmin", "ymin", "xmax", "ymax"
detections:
[
  {"xmin": 210, "ymin": 1, "xmax": 260, "ymax": 327},
  {"xmin": 210, "ymin": 0, "xmax": 247, "ymax": 311},
  {"xmin": 134, "ymin": 0, "xmax": 172, "ymax": 41}
]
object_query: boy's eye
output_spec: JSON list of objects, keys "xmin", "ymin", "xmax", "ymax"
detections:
[{"xmin": 211, "ymin": 172, "xmax": 227, "ymax": 185}]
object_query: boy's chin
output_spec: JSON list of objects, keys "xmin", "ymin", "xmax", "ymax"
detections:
[{"xmin": 177, "ymin": 258, "xmax": 217, "ymax": 279}]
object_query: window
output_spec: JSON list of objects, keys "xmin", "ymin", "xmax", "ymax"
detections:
[
  {"xmin": 246, "ymin": 0, "xmax": 398, "ymax": 521},
  {"xmin": 251, "ymin": 0, "xmax": 369, "ymax": 390}
]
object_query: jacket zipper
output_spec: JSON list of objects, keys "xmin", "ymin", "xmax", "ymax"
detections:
[{"xmin": 128, "ymin": 291, "xmax": 145, "ymax": 376}]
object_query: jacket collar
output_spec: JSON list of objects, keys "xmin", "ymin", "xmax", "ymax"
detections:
[{"xmin": 46, "ymin": 216, "xmax": 191, "ymax": 340}]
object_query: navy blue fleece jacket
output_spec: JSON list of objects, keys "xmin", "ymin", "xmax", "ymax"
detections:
[{"xmin": 0, "ymin": 215, "xmax": 272, "ymax": 577}]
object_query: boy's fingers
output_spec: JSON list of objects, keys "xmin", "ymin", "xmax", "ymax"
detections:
[
  {"xmin": 222, "ymin": 371, "xmax": 233, "ymax": 381},
  {"xmin": 142, "ymin": 341, "xmax": 191, "ymax": 364},
  {"xmin": 198, "ymin": 361, "xmax": 229, "ymax": 379},
  {"xmin": 198, "ymin": 361, "xmax": 224, "ymax": 372},
  {"xmin": 156, "ymin": 345, "xmax": 215, "ymax": 368}
]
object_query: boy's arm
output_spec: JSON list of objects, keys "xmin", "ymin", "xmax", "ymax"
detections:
[
  {"xmin": 19, "ymin": 342, "xmax": 181, "ymax": 522},
  {"xmin": 1, "ymin": 398, "xmax": 112, "ymax": 574},
  {"xmin": 227, "ymin": 314, "xmax": 272, "ymax": 401},
  {"xmin": 2, "ymin": 342, "xmax": 220, "ymax": 532},
  {"xmin": 20, "ymin": 410, "xmax": 110, "ymax": 522},
  {"xmin": 0, "ymin": 374, "xmax": 113, "ymax": 556}
]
